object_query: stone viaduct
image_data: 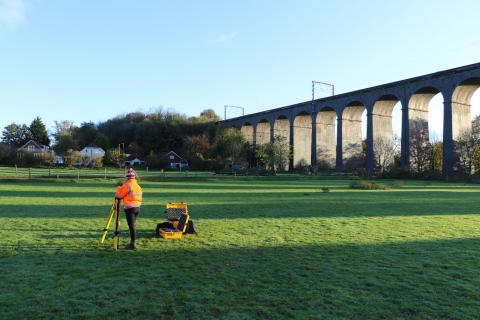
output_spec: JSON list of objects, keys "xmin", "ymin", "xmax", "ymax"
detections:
[{"xmin": 219, "ymin": 62, "xmax": 480, "ymax": 174}]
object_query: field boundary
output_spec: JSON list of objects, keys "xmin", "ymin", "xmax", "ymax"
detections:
[{"xmin": 0, "ymin": 166, "xmax": 215, "ymax": 180}]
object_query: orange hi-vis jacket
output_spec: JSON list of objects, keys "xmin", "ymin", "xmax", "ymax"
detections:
[{"xmin": 115, "ymin": 179, "xmax": 143, "ymax": 209}]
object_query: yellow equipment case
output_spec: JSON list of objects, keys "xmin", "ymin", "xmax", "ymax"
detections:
[{"xmin": 156, "ymin": 202, "xmax": 195, "ymax": 239}]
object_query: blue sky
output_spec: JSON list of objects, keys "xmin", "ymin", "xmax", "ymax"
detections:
[{"xmin": 1, "ymin": 0, "xmax": 480, "ymax": 138}]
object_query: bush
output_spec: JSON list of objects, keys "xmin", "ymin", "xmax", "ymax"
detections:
[
  {"xmin": 90, "ymin": 157, "xmax": 103, "ymax": 168},
  {"xmin": 321, "ymin": 187, "xmax": 330, "ymax": 193},
  {"xmin": 389, "ymin": 181, "xmax": 404, "ymax": 189},
  {"xmin": 350, "ymin": 180, "xmax": 388, "ymax": 190},
  {"xmin": 18, "ymin": 152, "xmax": 37, "ymax": 166}
]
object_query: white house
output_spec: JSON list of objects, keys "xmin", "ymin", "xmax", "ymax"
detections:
[{"xmin": 80, "ymin": 144, "xmax": 105, "ymax": 162}]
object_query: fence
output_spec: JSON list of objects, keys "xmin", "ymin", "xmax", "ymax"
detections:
[{"xmin": 0, "ymin": 166, "xmax": 215, "ymax": 180}]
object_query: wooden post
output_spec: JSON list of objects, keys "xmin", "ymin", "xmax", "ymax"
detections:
[
  {"xmin": 104, "ymin": 167, "xmax": 107, "ymax": 179},
  {"xmin": 15, "ymin": 164, "xmax": 17, "ymax": 177},
  {"xmin": 48, "ymin": 168, "xmax": 51, "ymax": 177},
  {"xmin": 77, "ymin": 169, "xmax": 80, "ymax": 181}
]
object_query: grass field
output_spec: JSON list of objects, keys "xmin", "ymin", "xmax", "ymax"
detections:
[{"xmin": 1, "ymin": 176, "xmax": 480, "ymax": 319}]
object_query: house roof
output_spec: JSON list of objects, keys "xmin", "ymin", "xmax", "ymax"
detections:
[
  {"xmin": 163, "ymin": 150, "xmax": 183, "ymax": 159},
  {"xmin": 18, "ymin": 140, "xmax": 48, "ymax": 151},
  {"xmin": 80, "ymin": 144, "xmax": 105, "ymax": 154},
  {"xmin": 161, "ymin": 150, "xmax": 187, "ymax": 162}
]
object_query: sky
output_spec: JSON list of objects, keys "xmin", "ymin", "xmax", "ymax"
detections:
[{"xmin": 1, "ymin": 0, "xmax": 480, "ymax": 139}]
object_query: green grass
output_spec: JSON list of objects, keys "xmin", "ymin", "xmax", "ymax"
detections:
[{"xmin": 1, "ymin": 176, "xmax": 480, "ymax": 319}]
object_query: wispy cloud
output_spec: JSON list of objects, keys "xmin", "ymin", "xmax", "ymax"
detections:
[
  {"xmin": 209, "ymin": 32, "xmax": 237, "ymax": 44},
  {"xmin": 0, "ymin": 0, "xmax": 26, "ymax": 28}
]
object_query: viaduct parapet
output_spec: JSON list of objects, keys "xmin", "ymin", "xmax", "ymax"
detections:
[{"xmin": 219, "ymin": 62, "xmax": 480, "ymax": 174}]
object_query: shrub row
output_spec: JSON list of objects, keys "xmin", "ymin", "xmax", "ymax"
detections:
[{"xmin": 350, "ymin": 180, "xmax": 404, "ymax": 190}]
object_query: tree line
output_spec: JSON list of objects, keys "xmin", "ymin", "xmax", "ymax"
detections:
[
  {"xmin": 0, "ymin": 108, "xmax": 291, "ymax": 171},
  {"xmin": 3, "ymin": 109, "xmax": 480, "ymax": 177}
]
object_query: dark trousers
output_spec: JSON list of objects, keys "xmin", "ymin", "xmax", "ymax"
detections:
[{"xmin": 125, "ymin": 207, "xmax": 140, "ymax": 242}]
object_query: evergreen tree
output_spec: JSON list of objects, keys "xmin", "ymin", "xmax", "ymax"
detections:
[{"xmin": 29, "ymin": 117, "xmax": 50, "ymax": 146}]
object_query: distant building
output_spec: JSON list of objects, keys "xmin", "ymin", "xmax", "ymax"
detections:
[
  {"xmin": 80, "ymin": 144, "xmax": 105, "ymax": 164},
  {"xmin": 17, "ymin": 140, "xmax": 52, "ymax": 160},
  {"xmin": 124, "ymin": 154, "xmax": 145, "ymax": 167},
  {"xmin": 163, "ymin": 150, "xmax": 188, "ymax": 169}
]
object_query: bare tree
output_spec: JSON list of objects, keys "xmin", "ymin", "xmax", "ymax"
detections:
[
  {"xmin": 455, "ymin": 130, "xmax": 479, "ymax": 175},
  {"xmin": 430, "ymin": 141, "xmax": 443, "ymax": 172},
  {"xmin": 373, "ymin": 137, "xmax": 395, "ymax": 173},
  {"xmin": 409, "ymin": 119, "xmax": 433, "ymax": 174}
]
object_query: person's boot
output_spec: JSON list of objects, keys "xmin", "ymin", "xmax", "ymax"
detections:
[{"xmin": 125, "ymin": 241, "xmax": 137, "ymax": 250}]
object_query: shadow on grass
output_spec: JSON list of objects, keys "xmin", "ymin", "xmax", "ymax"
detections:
[
  {"xmin": 0, "ymin": 238, "xmax": 479, "ymax": 319},
  {"xmin": 3, "ymin": 195, "xmax": 480, "ymax": 219}
]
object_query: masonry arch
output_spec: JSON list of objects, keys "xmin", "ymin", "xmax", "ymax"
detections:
[
  {"xmin": 293, "ymin": 112, "xmax": 312, "ymax": 168},
  {"xmin": 372, "ymin": 95, "xmax": 402, "ymax": 170},
  {"xmin": 408, "ymin": 86, "xmax": 444, "ymax": 172},
  {"xmin": 316, "ymin": 107, "xmax": 336, "ymax": 168},
  {"xmin": 255, "ymin": 119, "xmax": 271, "ymax": 145},
  {"xmin": 240, "ymin": 122, "xmax": 254, "ymax": 144},
  {"xmin": 463, "ymin": 79, "xmax": 480, "ymax": 129},
  {"xmin": 273, "ymin": 115, "xmax": 290, "ymax": 140},
  {"xmin": 471, "ymin": 81, "xmax": 480, "ymax": 125},
  {"xmin": 451, "ymin": 78, "xmax": 480, "ymax": 138},
  {"xmin": 342, "ymin": 101, "xmax": 366, "ymax": 169},
  {"xmin": 450, "ymin": 78, "xmax": 480, "ymax": 173}
]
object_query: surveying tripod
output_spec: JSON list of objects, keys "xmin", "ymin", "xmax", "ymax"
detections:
[{"xmin": 100, "ymin": 198, "xmax": 121, "ymax": 250}]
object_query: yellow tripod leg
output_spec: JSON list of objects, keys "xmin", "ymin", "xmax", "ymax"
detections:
[
  {"xmin": 100, "ymin": 200, "xmax": 117, "ymax": 243},
  {"xmin": 112, "ymin": 234, "xmax": 119, "ymax": 250}
]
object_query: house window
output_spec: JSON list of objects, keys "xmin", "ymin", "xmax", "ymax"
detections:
[
  {"xmin": 28, "ymin": 145, "xmax": 35, "ymax": 152},
  {"xmin": 170, "ymin": 156, "xmax": 174, "ymax": 160}
]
